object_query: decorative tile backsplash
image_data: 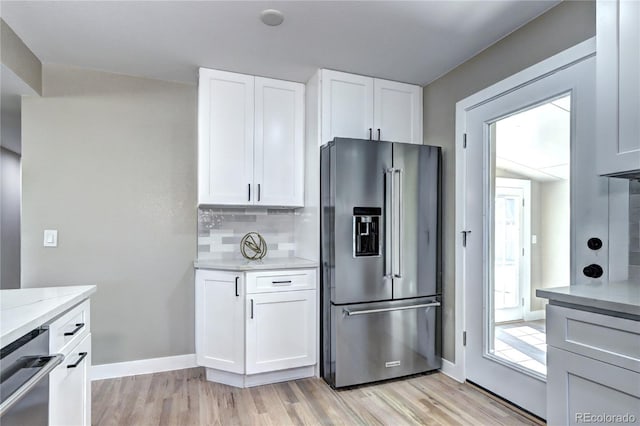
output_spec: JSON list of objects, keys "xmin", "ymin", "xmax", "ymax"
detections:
[
  {"xmin": 630, "ymin": 180, "xmax": 640, "ymax": 279},
  {"xmin": 198, "ymin": 208, "xmax": 296, "ymax": 260}
]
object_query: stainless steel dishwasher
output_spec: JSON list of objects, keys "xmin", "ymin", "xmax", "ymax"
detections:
[{"xmin": 0, "ymin": 328, "xmax": 63, "ymax": 426}]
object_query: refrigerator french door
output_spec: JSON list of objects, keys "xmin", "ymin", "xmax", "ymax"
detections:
[{"xmin": 321, "ymin": 138, "xmax": 442, "ymax": 388}]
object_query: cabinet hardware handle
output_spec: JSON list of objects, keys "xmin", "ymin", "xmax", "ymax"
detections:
[
  {"xmin": 258, "ymin": 184, "xmax": 261, "ymax": 202},
  {"xmin": 67, "ymin": 352, "xmax": 88, "ymax": 369},
  {"xmin": 369, "ymin": 128, "xmax": 372, "ymax": 140},
  {"xmin": 64, "ymin": 323, "xmax": 85, "ymax": 336},
  {"xmin": 377, "ymin": 128, "xmax": 381, "ymax": 141},
  {"xmin": 248, "ymin": 184, "xmax": 251, "ymax": 201},
  {"xmin": 235, "ymin": 277, "xmax": 240, "ymax": 297},
  {"xmin": 272, "ymin": 280, "xmax": 292, "ymax": 285},
  {"xmin": 250, "ymin": 299, "xmax": 254, "ymax": 319}
]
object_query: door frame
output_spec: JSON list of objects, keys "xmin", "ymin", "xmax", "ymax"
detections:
[
  {"xmin": 494, "ymin": 177, "xmax": 531, "ymax": 324},
  {"xmin": 445, "ymin": 38, "xmax": 597, "ymax": 382}
]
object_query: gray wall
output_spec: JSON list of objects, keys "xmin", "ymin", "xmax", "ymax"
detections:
[
  {"xmin": 1, "ymin": 19, "xmax": 42, "ymax": 95},
  {"xmin": 1, "ymin": 147, "xmax": 21, "ymax": 289},
  {"xmin": 22, "ymin": 64, "xmax": 197, "ymax": 364},
  {"xmin": 423, "ymin": 0, "xmax": 596, "ymax": 361}
]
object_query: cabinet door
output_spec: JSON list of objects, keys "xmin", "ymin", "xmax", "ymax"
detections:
[
  {"xmin": 373, "ymin": 79, "xmax": 423, "ymax": 144},
  {"xmin": 50, "ymin": 333, "xmax": 91, "ymax": 426},
  {"xmin": 321, "ymin": 70, "xmax": 374, "ymax": 144},
  {"xmin": 246, "ymin": 290, "xmax": 316, "ymax": 374},
  {"xmin": 547, "ymin": 346, "xmax": 640, "ymax": 426},
  {"xmin": 198, "ymin": 69, "xmax": 255, "ymax": 205},
  {"xmin": 254, "ymin": 77, "xmax": 305, "ymax": 207},
  {"xmin": 195, "ymin": 270, "xmax": 245, "ymax": 373},
  {"xmin": 597, "ymin": 0, "xmax": 640, "ymax": 175}
]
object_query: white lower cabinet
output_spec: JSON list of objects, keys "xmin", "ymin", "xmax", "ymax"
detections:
[
  {"xmin": 49, "ymin": 333, "xmax": 91, "ymax": 426},
  {"xmin": 546, "ymin": 305, "xmax": 640, "ymax": 425},
  {"xmin": 246, "ymin": 290, "xmax": 316, "ymax": 374},
  {"xmin": 47, "ymin": 299, "xmax": 92, "ymax": 426},
  {"xmin": 195, "ymin": 268, "xmax": 317, "ymax": 387},
  {"xmin": 195, "ymin": 270, "xmax": 245, "ymax": 373}
]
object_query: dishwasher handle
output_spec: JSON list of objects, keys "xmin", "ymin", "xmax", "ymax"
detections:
[{"xmin": 0, "ymin": 354, "xmax": 63, "ymax": 417}]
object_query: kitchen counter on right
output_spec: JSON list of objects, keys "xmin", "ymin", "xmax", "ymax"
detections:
[{"xmin": 536, "ymin": 280, "xmax": 640, "ymax": 319}]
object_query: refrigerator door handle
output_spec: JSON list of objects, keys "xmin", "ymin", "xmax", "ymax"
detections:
[
  {"xmin": 394, "ymin": 168, "xmax": 403, "ymax": 279},
  {"xmin": 384, "ymin": 168, "xmax": 395, "ymax": 279},
  {"xmin": 343, "ymin": 301, "xmax": 440, "ymax": 316}
]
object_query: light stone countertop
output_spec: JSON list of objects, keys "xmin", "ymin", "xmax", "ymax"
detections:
[
  {"xmin": 1, "ymin": 285, "xmax": 96, "ymax": 348},
  {"xmin": 194, "ymin": 257, "xmax": 318, "ymax": 271},
  {"xmin": 536, "ymin": 280, "xmax": 640, "ymax": 318}
]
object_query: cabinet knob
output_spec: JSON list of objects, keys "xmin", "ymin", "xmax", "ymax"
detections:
[
  {"xmin": 587, "ymin": 237, "xmax": 603, "ymax": 250},
  {"xmin": 583, "ymin": 264, "xmax": 604, "ymax": 279}
]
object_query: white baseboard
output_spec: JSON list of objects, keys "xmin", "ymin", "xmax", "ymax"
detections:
[
  {"xmin": 524, "ymin": 309, "xmax": 545, "ymax": 321},
  {"xmin": 91, "ymin": 354, "xmax": 197, "ymax": 381},
  {"xmin": 439, "ymin": 358, "xmax": 464, "ymax": 383}
]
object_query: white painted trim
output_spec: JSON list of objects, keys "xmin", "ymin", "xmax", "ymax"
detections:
[
  {"xmin": 439, "ymin": 359, "xmax": 465, "ymax": 383},
  {"xmin": 524, "ymin": 309, "xmax": 546, "ymax": 322},
  {"xmin": 91, "ymin": 354, "xmax": 197, "ymax": 381},
  {"xmin": 205, "ymin": 365, "xmax": 315, "ymax": 388},
  {"xmin": 454, "ymin": 38, "xmax": 596, "ymax": 381}
]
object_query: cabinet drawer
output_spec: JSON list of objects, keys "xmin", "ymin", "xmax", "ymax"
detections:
[
  {"xmin": 50, "ymin": 333, "xmax": 91, "ymax": 426},
  {"xmin": 49, "ymin": 299, "xmax": 90, "ymax": 356},
  {"xmin": 547, "ymin": 305, "xmax": 640, "ymax": 372},
  {"xmin": 246, "ymin": 269, "xmax": 316, "ymax": 294}
]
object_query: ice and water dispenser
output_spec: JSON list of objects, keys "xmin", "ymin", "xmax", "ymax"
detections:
[{"xmin": 352, "ymin": 207, "xmax": 381, "ymax": 257}]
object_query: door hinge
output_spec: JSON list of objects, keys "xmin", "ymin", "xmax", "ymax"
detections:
[
  {"xmin": 463, "ymin": 133, "xmax": 467, "ymax": 148},
  {"xmin": 522, "ymin": 298, "xmax": 525, "ymax": 307},
  {"xmin": 522, "ymin": 248, "xmax": 525, "ymax": 256},
  {"xmin": 463, "ymin": 331, "xmax": 467, "ymax": 346},
  {"xmin": 461, "ymin": 230, "xmax": 471, "ymax": 247}
]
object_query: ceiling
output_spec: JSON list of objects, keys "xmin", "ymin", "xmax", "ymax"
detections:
[
  {"xmin": 1, "ymin": 1, "xmax": 560, "ymax": 86},
  {"xmin": 496, "ymin": 95, "xmax": 571, "ymax": 182}
]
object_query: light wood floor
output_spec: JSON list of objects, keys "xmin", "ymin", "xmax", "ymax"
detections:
[{"xmin": 92, "ymin": 368, "xmax": 542, "ymax": 425}]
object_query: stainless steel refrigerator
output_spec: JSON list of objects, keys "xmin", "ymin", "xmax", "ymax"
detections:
[{"xmin": 320, "ymin": 137, "xmax": 442, "ymax": 388}]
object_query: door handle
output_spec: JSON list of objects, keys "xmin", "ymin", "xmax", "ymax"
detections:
[
  {"xmin": 369, "ymin": 128, "xmax": 373, "ymax": 140},
  {"xmin": 384, "ymin": 168, "xmax": 395, "ymax": 279},
  {"xmin": 0, "ymin": 354, "xmax": 63, "ymax": 417},
  {"xmin": 394, "ymin": 168, "xmax": 403, "ymax": 279},
  {"xmin": 344, "ymin": 301, "xmax": 440, "ymax": 316},
  {"xmin": 377, "ymin": 128, "xmax": 381, "ymax": 141},
  {"xmin": 250, "ymin": 299, "xmax": 254, "ymax": 319},
  {"xmin": 235, "ymin": 277, "xmax": 239, "ymax": 297},
  {"xmin": 257, "ymin": 184, "xmax": 261, "ymax": 202},
  {"xmin": 248, "ymin": 184, "xmax": 251, "ymax": 202}
]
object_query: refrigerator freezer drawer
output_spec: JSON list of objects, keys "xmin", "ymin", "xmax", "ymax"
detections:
[{"xmin": 325, "ymin": 298, "xmax": 441, "ymax": 388}]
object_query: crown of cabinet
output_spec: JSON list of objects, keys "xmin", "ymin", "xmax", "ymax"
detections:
[
  {"xmin": 318, "ymin": 69, "xmax": 423, "ymax": 145},
  {"xmin": 198, "ymin": 68, "xmax": 305, "ymax": 207},
  {"xmin": 597, "ymin": 0, "xmax": 640, "ymax": 176}
]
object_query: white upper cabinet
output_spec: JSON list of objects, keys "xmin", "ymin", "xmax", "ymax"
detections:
[
  {"xmin": 199, "ymin": 69, "xmax": 254, "ymax": 205},
  {"xmin": 597, "ymin": 0, "xmax": 640, "ymax": 175},
  {"xmin": 319, "ymin": 69, "xmax": 423, "ymax": 145},
  {"xmin": 198, "ymin": 68, "xmax": 305, "ymax": 207},
  {"xmin": 373, "ymin": 79, "xmax": 423, "ymax": 144},
  {"xmin": 254, "ymin": 77, "xmax": 305, "ymax": 207},
  {"xmin": 321, "ymin": 70, "xmax": 374, "ymax": 142}
]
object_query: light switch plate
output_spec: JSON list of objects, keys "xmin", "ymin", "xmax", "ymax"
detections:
[{"xmin": 44, "ymin": 230, "xmax": 58, "ymax": 247}]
